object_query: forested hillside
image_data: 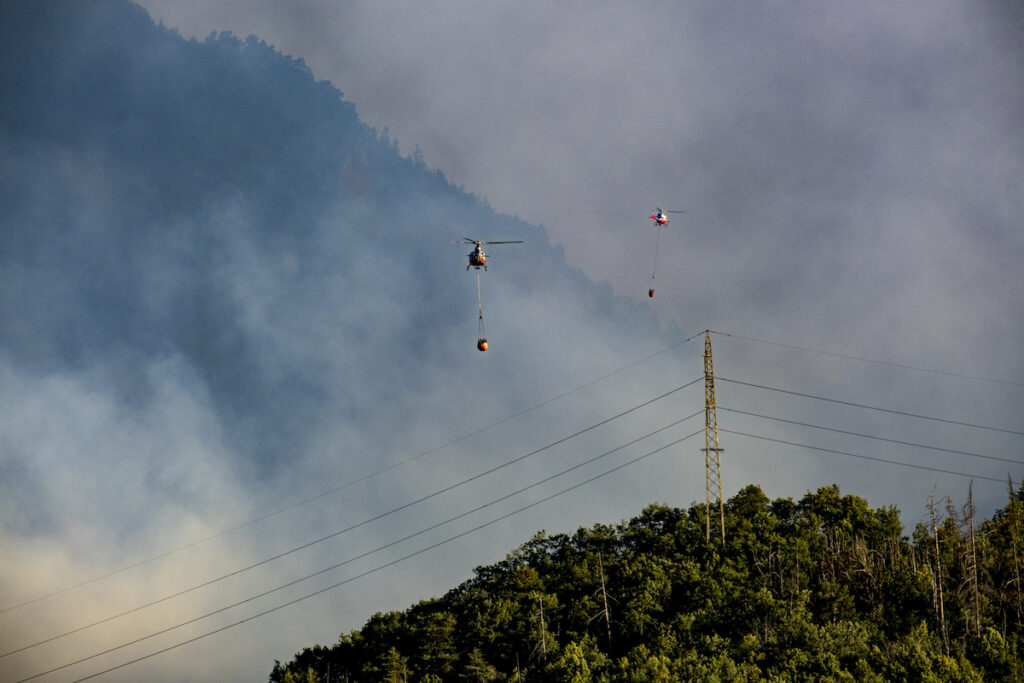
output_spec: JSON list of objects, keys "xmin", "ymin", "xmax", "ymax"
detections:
[{"xmin": 272, "ymin": 484, "xmax": 1024, "ymax": 682}]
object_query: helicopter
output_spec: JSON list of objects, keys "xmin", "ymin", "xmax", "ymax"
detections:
[
  {"xmin": 650, "ymin": 207, "xmax": 684, "ymax": 226},
  {"xmin": 455, "ymin": 238, "xmax": 523, "ymax": 351},
  {"xmin": 647, "ymin": 208, "xmax": 684, "ymax": 297},
  {"xmin": 457, "ymin": 238, "xmax": 523, "ymax": 271}
]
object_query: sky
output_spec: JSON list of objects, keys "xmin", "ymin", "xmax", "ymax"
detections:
[{"xmin": 2, "ymin": 1, "xmax": 1023, "ymax": 681}]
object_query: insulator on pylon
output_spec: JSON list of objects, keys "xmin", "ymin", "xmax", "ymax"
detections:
[{"xmin": 477, "ymin": 338, "xmax": 488, "ymax": 351}]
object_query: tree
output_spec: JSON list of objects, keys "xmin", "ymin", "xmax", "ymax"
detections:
[
  {"xmin": 281, "ymin": 667, "xmax": 321, "ymax": 683},
  {"xmin": 461, "ymin": 648, "xmax": 499, "ymax": 683},
  {"xmin": 381, "ymin": 647, "xmax": 407, "ymax": 683},
  {"xmin": 414, "ymin": 609, "xmax": 458, "ymax": 677},
  {"xmin": 546, "ymin": 641, "xmax": 591, "ymax": 683}
]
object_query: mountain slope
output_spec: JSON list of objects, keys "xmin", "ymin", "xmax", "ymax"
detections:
[
  {"xmin": 1, "ymin": 0, "xmax": 668, "ymax": 482},
  {"xmin": 1, "ymin": 4, "xmax": 686, "ymax": 682}
]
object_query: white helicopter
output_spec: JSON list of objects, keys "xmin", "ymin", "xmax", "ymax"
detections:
[
  {"xmin": 457, "ymin": 238, "xmax": 523, "ymax": 271},
  {"xmin": 647, "ymin": 208, "xmax": 684, "ymax": 297}
]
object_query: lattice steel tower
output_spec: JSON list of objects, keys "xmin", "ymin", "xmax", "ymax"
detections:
[{"xmin": 702, "ymin": 330, "xmax": 725, "ymax": 542}]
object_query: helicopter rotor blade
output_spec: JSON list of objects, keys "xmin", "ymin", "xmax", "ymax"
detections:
[{"xmin": 479, "ymin": 240, "xmax": 523, "ymax": 245}]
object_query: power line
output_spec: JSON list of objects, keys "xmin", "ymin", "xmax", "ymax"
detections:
[
  {"xmin": 20, "ymin": 324, "xmax": 997, "ymax": 615},
  {"xmin": 14, "ymin": 328, "xmax": 1018, "ymax": 679},
  {"xmin": 0, "ymin": 338, "xmax": 703, "ymax": 617},
  {"xmin": 4, "ymin": 380, "xmax": 703, "ymax": 661},
  {"xmin": 7, "ymin": 326, "xmax": 1015, "ymax": 615},
  {"xmin": 720, "ymin": 406, "xmax": 1024, "ymax": 466},
  {"xmin": 22, "ymin": 326, "xmax": 1018, "ymax": 676},
  {"xmin": 29, "ymin": 417, "xmax": 702, "ymax": 680},
  {"xmin": 708, "ymin": 329, "xmax": 1024, "ymax": 388},
  {"xmin": 718, "ymin": 377, "xmax": 1024, "ymax": 436},
  {"xmin": 39, "ymin": 420, "xmax": 1008, "ymax": 682},
  {"xmin": 22, "ymin": 426, "xmax": 705, "ymax": 683},
  {"xmin": 722, "ymin": 428, "xmax": 1008, "ymax": 484}
]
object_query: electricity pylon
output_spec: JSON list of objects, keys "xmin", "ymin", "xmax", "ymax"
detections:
[{"xmin": 702, "ymin": 330, "xmax": 725, "ymax": 542}]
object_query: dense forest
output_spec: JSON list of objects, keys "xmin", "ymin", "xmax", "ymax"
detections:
[{"xmin": 272, "ymin": 483, "xmax": 1024, "ymax": 682}]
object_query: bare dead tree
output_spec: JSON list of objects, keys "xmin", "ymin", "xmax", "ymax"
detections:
[
  {"xmin": 1009, "ymin": 476, "xmax": 1023, "ymax": 630},
  {"xmin": 535, "ymin": 594, "xmax": 547, "ymax": 661},
  {"xmin": 964, "ymin": 481, "xmax": 982, "ymax": 638},
  {"xmin": 590, "ymin": 552, "xmax": 614, "ymax": 652},
  {"xmin": 931, "ymin": 487, "xmax": 950, "ymax": 655}
]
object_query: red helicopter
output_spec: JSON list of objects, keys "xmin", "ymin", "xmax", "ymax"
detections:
[
  {"xmin": 647, "ymin": 208, "xmax": 684, "ymax": 297},
  {"xmin": 650, "ymin": 207, "xmax": 684, "ymax": 226}
]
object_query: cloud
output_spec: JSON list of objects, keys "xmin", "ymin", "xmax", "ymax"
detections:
[
  {"xmin": 130, "ymin": 2, "xmax": 1023, "ymax": 363},
  {"xmin": 2, "ymin": 2, "xmax": 1021, "ymax": 680}
]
